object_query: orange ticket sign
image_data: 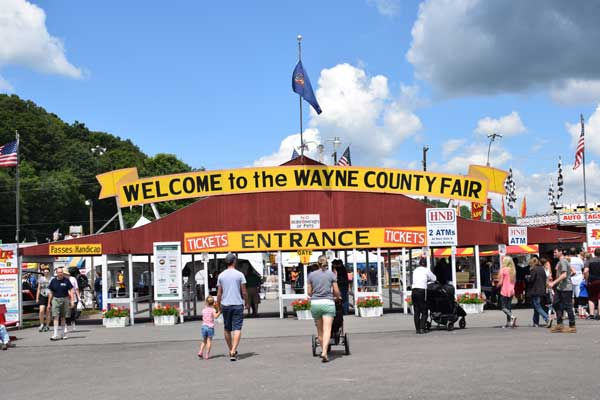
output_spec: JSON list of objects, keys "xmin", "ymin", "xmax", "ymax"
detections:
[
  {"xmin": 184, "ymin": 227, "xmax": 427, "ymax": 253},
  {"xmin": 49, "ymin": 244, "xmax": 103, "ymax": 256}
]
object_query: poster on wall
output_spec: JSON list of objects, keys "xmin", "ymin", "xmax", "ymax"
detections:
[
  {"xmin": 0, "ymin": 244, "xmax": 19, "ymax": 324},
  {"xmin": 587, "ymin": 223, "xmax": 600, "ymax": 249},
  {"xmin": 153, "ymin": 242, "xmax": 182, "ymax": 301}
]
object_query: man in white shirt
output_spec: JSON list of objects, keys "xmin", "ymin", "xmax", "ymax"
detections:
[{"xmin": 412, "ymin": 257, "xmax": 437, "ymax": 334}]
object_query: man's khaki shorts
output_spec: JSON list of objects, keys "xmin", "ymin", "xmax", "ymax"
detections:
[{"xmin": 51, "ymin": 297, "xmax": 70, "ymax": 318}]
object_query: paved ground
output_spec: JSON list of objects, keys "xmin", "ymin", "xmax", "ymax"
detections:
[{"xmin": 2, "ymin": 309, "xmax": 600, "ymax": 400}]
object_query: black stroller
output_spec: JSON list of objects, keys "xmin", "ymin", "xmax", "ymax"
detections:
[
  {"xmin": 311, "ymin": 300, "xmax": 350, "ymax": 356},
  {"xmin": 425, "ymin": 282, "xmax": 467, "ymax": 331}
]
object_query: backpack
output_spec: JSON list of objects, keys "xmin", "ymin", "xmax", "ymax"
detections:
[{"xmin": 77, "ymin": 274, "xmax": 89, "ymax": 290}]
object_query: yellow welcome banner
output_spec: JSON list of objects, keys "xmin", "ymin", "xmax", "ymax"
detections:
[
  {"xmin": 98, "ymin": 166, "xmax": 490, "ymax": 207},
  {"xmin": 183, "ymin": 227, "xmax": 427, "ymax": 253}
]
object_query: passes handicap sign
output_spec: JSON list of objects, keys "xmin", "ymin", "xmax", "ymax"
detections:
[{"xmin": 426, "ymin": 208, "xmax": 457, "ymax": 247}]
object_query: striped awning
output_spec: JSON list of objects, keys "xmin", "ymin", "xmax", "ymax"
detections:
[{"xmin": 434, "ymin": 244, "xmax": 539, "ymax": 257}]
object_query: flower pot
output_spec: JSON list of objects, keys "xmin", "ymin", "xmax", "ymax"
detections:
[
  {"xmin": 154, "ymin": 315, "xmax": 177, "ymax": 326},
  {"xmin": 358, "ymin": 306, "xmax": 383, "ymax": 317},
  {"xmin": 295, "ymin": 310, "xmax": 313, "ymax": 320},
  {"xmin": 461, "ymin": 303, "xmax": 484, "ymax": 314},
  {"xmin": 103, "ymin": 317, "xmax": 129, "ymax": 328}
]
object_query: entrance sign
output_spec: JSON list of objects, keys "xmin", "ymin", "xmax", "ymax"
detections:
[
  {"xmin": 49, "ymin": 244, "xmax": 102, "ymax": 255},
  {"xmin": 587, "ymin": 223, "xmax": 600, "ymax": 249},
  {"xmin": 153, "ymin": 242, "xmax": 182, "ymax": 301},
  {"xmin": 97, "ymin": 166, "xmax": 490, "ymax": 207},
  {"xmin": 0, "ymin": 244, "xmax": 19, "ymax": 323},
  {"xmin": 184, "ymin": 226, "xmax": 427, "ymax": 253},
  {"xmin": 290, "ymin": 214, "xmax": 320, "ymax": 230},
  {"xmin": 426, "ymin": 208, "xmax": 458, "ymax": 246},
  {"xmin": 508, "ymin": 226, "xmax": 527, "ymax": 245}
]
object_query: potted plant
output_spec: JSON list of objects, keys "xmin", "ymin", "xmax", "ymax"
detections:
[
  {"xmin": 356, "ymin": 296, "xmax": 384, "ymax": 317},
  {"xmin": 152, "ymin": 304, "xmax": 181, "ymax": 326},
  {"xmin": 102, "ymin": 306, "xmax": 130, "ymax": 328},
  {"xmin": 457, "ymin": 292, "xmax": 486, "ymax": 314},
  {"xmin": 291, "ymin": 298, "xmax": 312, "ymax": 320}
]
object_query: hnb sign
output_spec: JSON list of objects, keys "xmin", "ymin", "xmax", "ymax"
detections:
[
  {"xmin": 508, "ymin": 226, "xmax": 527, "ymax": 246},
  {"xmin": 426, "ymin": 209, "xmax": 456, "ymax": 223}
]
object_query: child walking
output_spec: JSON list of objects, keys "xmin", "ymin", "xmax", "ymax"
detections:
[{"xmin": 198, "ymin": 296, "xmax": 220, "ymax": 360}]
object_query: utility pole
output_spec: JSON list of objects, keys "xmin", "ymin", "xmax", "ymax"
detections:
[
  {"xmin": 486, "ymin": 133, "xmax": 502, "ymax": 166},
  {"xmin": 423, "ymin": 145, "xmax": 429, "ymax": 203}
]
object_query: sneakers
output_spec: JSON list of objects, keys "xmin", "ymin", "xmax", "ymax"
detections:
[
  {"xmin": 564, "ymin": 326, "xmax": 577, "ymax": 333},
  {"xmin": 550, "ymin": 324, "xmax": 564, "ymax": 333},
  {"xmin": 43, "ymin": 326, "xmax": 50, "ymax": 332},
  {"xmin": 38, "ymin": 325, "xmax": 45, "ymax": 332},
  {"xmin": 546, "ymin": 319, "xmax": 553, "ymax": 328},
  {"xmin": 50, "ymin": 335, "xmax": 61, "ymax": 341},
  {"xmin": 510, "ymin": 316, "xmax": 517, "ymax": 328},
  {"xmin": 229, "ymin": 351, "xmax": 238, "ymax": 361},
  {"xmin": 1, "ymin": 342, "xmax": 7, "ymax": 350}
]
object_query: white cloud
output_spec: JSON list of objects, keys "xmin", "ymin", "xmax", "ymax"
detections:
[
  {"xmin": 407, "ymin": 0, "xmax": 600, "ymax": 97},
  {"xmin": 253, "ymin": 129, "xmax": 323, "ymax": 167},
  {"xmin": 367, "ymin": 0, "xmax": 401, "ymax": 16},
  {"xmin": 311, "ymin": 63, "xmax": 422, "ymax": 166},
  {"xmin": 0, "ymin": 75, "xmax": 14, "ymax": 92},
  {"xmin": 474, "ymin": 111, "xmax": 526, "ymax": 137},
  {"xmin": 0, "ymin": 0, "xmax": 83, "ymax": 87},
  {"xmin": 551, "ymin": 79, "xmax": 600, "ymax": 105},
  {"xmin": 566, "ymin": 104, "xmax": 600, "ymax": 158},
  {"xmin": 432, "ymin": 142, "xmax": 512, "ymax": 174},
  {"xmin": 442, "ymin": 139, "xmax": 465, "ymax": 157},
  {"xmin": 513, "ymin": 161, "xmax": 600, "ymax": 215}
]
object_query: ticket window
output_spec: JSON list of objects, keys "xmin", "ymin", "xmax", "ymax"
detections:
[
  {"xmin": 455, "ymin": 257, "xmax": 477, "ymax": 290},
  {"xmin": 283, "ymin": 265, "xmax": 306, "ymax": 295},
  {"xmin": 107, "ymin": 264, "xmax": 129, "ymax": 298}
]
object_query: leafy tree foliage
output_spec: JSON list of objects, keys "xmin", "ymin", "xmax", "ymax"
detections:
[{"xmin": 0, "ymin": 94, "xmax": 197, "ymax": 243}]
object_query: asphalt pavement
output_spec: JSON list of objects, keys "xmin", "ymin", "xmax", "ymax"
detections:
[{"xmin": 2, "ymin": 309, "xmax": 600, "ymax": 400}]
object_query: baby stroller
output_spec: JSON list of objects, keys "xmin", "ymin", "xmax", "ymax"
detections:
[
  {"xmin": 311, "ymin": 300, "xmax": 350, "ymax": 356},
  {"xmin": 425, "ymin": 282, "xmax": 467, "ymax": 331}
]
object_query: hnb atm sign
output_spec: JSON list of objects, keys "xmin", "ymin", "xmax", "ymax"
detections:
[
  {"xmin": 426, "ymin": 208, "xmax": 458, "ymax": 246},
  {"xmin": 508, "ymin": 226, "xmax": 527, "ymax": 245}
]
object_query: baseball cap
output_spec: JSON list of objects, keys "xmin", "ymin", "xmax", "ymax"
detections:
[{"xmin": 225, "ymin": 253, "xmax": 237, "ymax": 264}]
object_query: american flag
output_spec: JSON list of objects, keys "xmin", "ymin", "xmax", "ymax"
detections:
[
  {"xmin": 291, "ymin": 148, "xmax": 299, "ymax": 159},
  {"xmin": 573, "ymin": 114, "xmax": 585, "ymax": 170},
  {"xmin": 0, "ymin": 140, "xmax": 18, "ymax": 167},
  {"xmin": 337, "ymin": 146, "xmax": 351, "ymax": 166}
]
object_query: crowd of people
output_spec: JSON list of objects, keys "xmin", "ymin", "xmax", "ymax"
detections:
[{"xmin": 409, "ymin": 246, "xmax": 600, "ymax": 335}]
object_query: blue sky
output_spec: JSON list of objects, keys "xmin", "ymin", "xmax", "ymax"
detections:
[{"xmin": 2, "ymin": 0, "xmax": 600, "ymax": 214}]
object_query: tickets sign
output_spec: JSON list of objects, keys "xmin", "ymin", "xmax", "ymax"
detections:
[
  {"xmin": 97, "ymin": 166, "xmax": 489, "ymax": 207},
  {"xmin": 183, "ymin": 226, "xmax": 427, "ymax": 252},
  {"xmin": 49, "ymin": 244, "xmax": 102, "ymax": 256}
]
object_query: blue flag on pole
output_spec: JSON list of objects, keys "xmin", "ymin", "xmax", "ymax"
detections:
[
  {"xmin": 292, "ymin": 61, "xmax": 322, "ymax": 114},
  {"xmin": 291, "ymin": 148, "xmax": 299, "ymax": 159}
]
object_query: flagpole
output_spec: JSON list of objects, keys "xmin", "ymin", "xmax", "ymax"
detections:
[
  {"xmin": 15, "ymin": 130, "xmax": 22, "ymax": 326},
  {"xmin": 581, "ymin": 114, "xmax": 589, "ymax": 243},
  {"xmin": 297, "ymin": 34, "xmax": 304, "ymax": 159},
  {"xmin": 15, "ymin": 130, "xmax": 20, "ymax": 243}
]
